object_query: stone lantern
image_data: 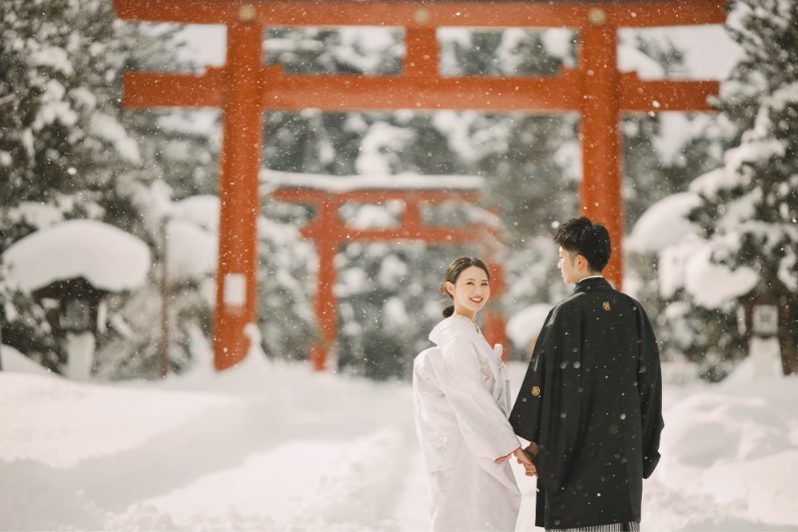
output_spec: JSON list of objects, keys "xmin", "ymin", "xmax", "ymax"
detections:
[
  {"xmin": 739, "ymin": 286, "xmax": 797, "ymax": 376},
  {"xmin": 3, "ymin": 220, "xmax": 150, "ymax": 379}
]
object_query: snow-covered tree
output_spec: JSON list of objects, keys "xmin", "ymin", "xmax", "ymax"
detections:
[
  {"xmin": 692, "ymin": 0, "xmax": 797, "ymax": 361},
  {"xmin": 692, "ymin": 0, "xmax": 798, "ymax": 285},
  {"xmin": 637, "ymin": 0, "xmax": 798, "ymax": 379},
  {"xmin": 0, "ymin": 0, "xmax": 220, "ymax": 376}
]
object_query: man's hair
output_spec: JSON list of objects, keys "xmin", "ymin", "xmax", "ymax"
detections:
[{"xmin": 554, "ymin": 217, "xmax": 611, "ymax": 272}]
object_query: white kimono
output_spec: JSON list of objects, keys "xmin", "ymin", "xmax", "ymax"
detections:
[{"xmin": 413, "ymin": 314, "xmax": 522, "ymax": 532}]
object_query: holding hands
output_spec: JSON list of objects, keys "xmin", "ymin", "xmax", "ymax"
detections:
[{"xmin": 515, "ymin": 443, "xmax": 539, "ymax": 477}]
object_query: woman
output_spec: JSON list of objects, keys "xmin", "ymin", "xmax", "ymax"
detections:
[{"xmin": 413, "ymin": 257, "xmax": 532, "ymax": 531}]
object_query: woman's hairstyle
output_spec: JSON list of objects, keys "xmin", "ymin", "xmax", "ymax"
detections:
[
  {"xmin": 440, "ymin": 256, "xmax": 491, "ymax": 318},
  {"xmin": 554, "ymin": 216, "xmax": 611, "ymax": 272}
]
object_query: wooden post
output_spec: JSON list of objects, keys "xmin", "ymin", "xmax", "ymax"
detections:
[
  {"xmin": 160, "ymin": 216, "xmax": 170, "ymax": 377},
  {"xmin": 213, "ymin": 20, "xmax": 264, "ymax": 370},
  {"xmin": 580, "ymin": 13, "xmax": 624, "ymax": 289}
]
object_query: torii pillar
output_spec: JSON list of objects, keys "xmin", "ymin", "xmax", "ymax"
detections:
[
  {"xmin": 581, "ymin": 18, "xmax": 624, "ymax": 282},
  {"xmin": 213, "ymin": 20, "xmax": 263, "ymax": 369},
  {"xmin": 116, "ymin": 5, "xmax": 267, "ymax": 370}
]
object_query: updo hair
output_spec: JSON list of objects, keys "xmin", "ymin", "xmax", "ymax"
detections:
[{"xmin": 440, "ymin": 257, "xmax": 491, "ymax": 318}]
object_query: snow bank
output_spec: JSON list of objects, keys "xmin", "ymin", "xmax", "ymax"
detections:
[
  {"xmin": 628, "ymin": 192, "xmax": 701, "ymax": 254},
  {"xmin": 0, "ymin": 345, "xmax": 52, "ymax": 375},
  {"xmin": 724, "ymin": 337, "xmax": 785, "ymax": 385},
  {"xmin": 3, "ymin": 342, "xmax": 794, "ymax": 531},
  {"xmin": 2, "ymin": 219, "xmax": 151, "ymax": 293},
  {"xmin": 655, "ymin": 370, "xmax": 798, "ymax": 529},
  {"xmin": 0, "ymin": 372, "xmax": 233, "ymax": 469},
  {"xmin": 0, "ymin": 341, "xmax": 420, "ymax": 531}
]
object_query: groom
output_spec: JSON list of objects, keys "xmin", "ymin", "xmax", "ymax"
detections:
[{"xmin": 510, "ymin": 217, "xmax": 664, "ymax": 531}]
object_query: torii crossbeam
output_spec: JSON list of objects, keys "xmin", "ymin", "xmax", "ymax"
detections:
[{"xmin": 113, "ymin": 0, "xmax": 726, "ymax": 371}]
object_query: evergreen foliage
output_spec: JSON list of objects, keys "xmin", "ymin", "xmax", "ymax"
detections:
[
  {"xmin": 1, "ymin": 11, "xmax": 716, "ymax": 380},
  {"xmin": 652, "ymin": 0, "xmax": 798, "ymax": 379},
  {"xmin": 0, "ymin": 0, "xmax": 219, "ymax": 376}
]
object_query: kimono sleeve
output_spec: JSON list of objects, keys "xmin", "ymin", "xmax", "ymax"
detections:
[
  {"xmin": 637, "ymin": 305, "xmax": 664, "ymax": 478},
  {"xmin": 509, "ymin": 309, "xmax": 554, "ymax": 443},
  {"xmin": 429, "ymin": 337, "xmax": 520, "ymax": 462},
  {"xmin": 511, "ymin": 303, "xmax": 584, "ymax": 493},
  {"xmin": 536, "ymin": 303, "xmax": 584, "ymax": 493}
]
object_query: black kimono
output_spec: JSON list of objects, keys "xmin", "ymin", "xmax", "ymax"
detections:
[{"xmin": 510, "ymin": 277, "xmax": 664, "ymax": 530}]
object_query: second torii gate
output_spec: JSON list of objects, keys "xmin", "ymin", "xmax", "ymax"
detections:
[
  {"xmin": 265, "ymin": 172, "xmax": 506, "ymax": 370},
  {"xmin": 114, "ymin": 0, "xmax": 726, "ymax": 370}
]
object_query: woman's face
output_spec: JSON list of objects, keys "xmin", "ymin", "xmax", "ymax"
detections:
[{"xmin": 446, "ymin": 265, "xmax": 490, "ymax": 319}]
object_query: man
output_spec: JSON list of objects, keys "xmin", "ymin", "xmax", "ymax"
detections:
[{"xmin": 510, "ymin": 217, "xmax": 664, "ymax": 531}]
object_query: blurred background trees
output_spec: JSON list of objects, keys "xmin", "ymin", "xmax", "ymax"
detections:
[{"xmin": 4, "ymin": 1, "xmax": 793, "ymax": 381}]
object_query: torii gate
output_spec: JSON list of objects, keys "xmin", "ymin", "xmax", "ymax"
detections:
[
  {"xmin": 265, "ymin": 172, "xmax": 506, "ymax": 370},
  {"xmin": 113, "ymin": 0, "xmax": 726, "ymax": 370}
]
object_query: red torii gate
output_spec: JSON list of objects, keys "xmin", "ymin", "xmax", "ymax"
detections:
[
  {"xmin": 113, "ymin": 0, "xmax": 725, "ymax": 370},
  {"xmin": 265, "ymin": 173, "xmax": 506, "ymax": 371}
]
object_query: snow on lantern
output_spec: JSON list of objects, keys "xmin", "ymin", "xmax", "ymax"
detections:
[{"xmin": 2, "ymin": 220, "xmax": 151, "ymax": 380}]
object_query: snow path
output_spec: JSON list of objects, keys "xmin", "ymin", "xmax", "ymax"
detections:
[
  {"xmin": 1, "ymin": 356, "xmax": 796, "ymax": 531},
  {"xmin": 0, "ymin": 357, "xmax": 419, "ymax": 531}
]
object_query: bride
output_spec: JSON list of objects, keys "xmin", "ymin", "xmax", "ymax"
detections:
[{"xmin": 413, "ymin": 257, "xmax": 533, "ymax": 531}]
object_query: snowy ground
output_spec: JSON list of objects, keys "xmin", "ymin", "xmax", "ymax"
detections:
[{"xmin": 1, "ymin": 342, "xmax": 796, "ymax": 531}]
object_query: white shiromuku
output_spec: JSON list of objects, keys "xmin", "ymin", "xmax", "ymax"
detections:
[{"xmin": 413, "ymin": 314, "xmax": 521, "ymax": 532}]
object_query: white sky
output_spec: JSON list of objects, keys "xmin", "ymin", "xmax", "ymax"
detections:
[{"xmin": 177, "ymin": 23, "xmax": 742, "ymax": 80}]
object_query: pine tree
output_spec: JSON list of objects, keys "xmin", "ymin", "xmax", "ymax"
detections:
[
  {"xmin": 693, "ymin": 0, "xmax": 798, "ymax": 280},
  {"xmin": 0, "ymin": 0, "xmax": 217, "ymax": 374},
  {"xmin": 655, "ymin": 0, "xmax": 798, "ymax": 378}
]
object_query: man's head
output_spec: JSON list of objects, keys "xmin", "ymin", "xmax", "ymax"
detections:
[{"xmin": 554, "ymin": 217, "xmax": 611, "ymax": 284}]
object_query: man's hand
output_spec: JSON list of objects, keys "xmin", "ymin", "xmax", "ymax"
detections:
[
  {"xmin": 513, "ymin": 448, "xmax": 537, "ymax": 477},
  {"xmin": 524, "ymin": 442, "xmax": 539, "ymax": 459}
]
